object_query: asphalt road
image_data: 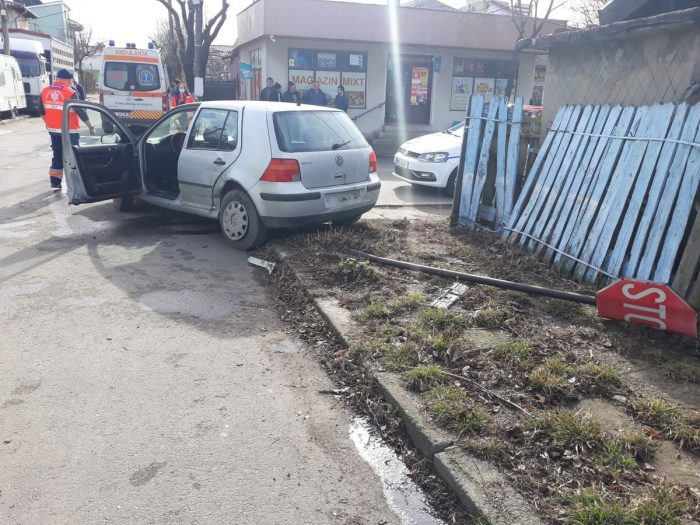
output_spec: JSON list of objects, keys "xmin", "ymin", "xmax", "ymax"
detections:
[{"xmin": 0, "ymin": 117, "xmax": 410, "ymax": 524}]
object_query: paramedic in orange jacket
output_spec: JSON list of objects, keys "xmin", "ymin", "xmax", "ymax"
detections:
[{"xmin": 38, "ymin": 69, "xmax": 95, "ymax": 191}]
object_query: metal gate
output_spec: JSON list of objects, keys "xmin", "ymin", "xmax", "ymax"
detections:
[{"xmin": 203, "ymin": 80, "xmax": 237, "ymax": 102}]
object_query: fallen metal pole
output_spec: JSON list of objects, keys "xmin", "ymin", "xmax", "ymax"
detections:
[{"xmin": 352, "ymin": 250, "xmax": 597, "ymax": 306}]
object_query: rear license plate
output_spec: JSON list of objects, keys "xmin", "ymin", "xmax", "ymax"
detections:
[
  {"xmin": 395, "ymin": 158, "xmax": 409, "ymax": 169},
  {"xmin": 326, "ymin": 189, "xmax": 362, "ymax": 207}
]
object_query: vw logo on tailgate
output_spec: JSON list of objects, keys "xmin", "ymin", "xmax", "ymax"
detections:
[{"xmin": 335, "ymin": 155, "xmax": 344, "ymax": 167}]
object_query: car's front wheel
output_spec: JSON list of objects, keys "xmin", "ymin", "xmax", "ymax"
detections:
[
  {"xmin": 444, "ymin": 169, "xmax": 458, "ymax": 198},
  {"xmin": 219, "ymin": 189, "xmax": 268, "ymax": 250}
]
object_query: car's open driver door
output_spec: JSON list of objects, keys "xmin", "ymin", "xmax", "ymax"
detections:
[{"xmin": 61, "ymin": 100, "xmax": 141, "ymax": 205}]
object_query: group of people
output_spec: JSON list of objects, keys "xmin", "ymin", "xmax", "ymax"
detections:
[{"xmin": 259, "ymin": 77, "xmax": 349, "ymax": 112}]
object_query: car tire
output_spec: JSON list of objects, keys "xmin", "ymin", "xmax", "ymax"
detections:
[
  {"xmin": 113, "ymin": 195, "xmax": 135, "ymax": 211},
  {"xmin": 332, "ymin": 214, "xmax": 363, "ymax": 227},
  {"xmin": 219, "ymin": 189, "xmax": 268, "ymax": 250},
  {"xmin": 444, "ymin": 169, "xmax": 458, "ymax": 198}
]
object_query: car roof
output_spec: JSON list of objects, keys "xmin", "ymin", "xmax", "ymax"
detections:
[{"xmin": 199, "ymin": 100, "xmax": 341, "ymax": 113}]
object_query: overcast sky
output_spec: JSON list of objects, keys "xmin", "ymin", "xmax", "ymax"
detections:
[{"xmin": 64, "ymin": 0, "xmax": 578, "ymax": 48}]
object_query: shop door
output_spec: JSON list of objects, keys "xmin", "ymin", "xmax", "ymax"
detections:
[{"xmin": 385, "ymin": 55, "xmax": 433, "ymax": 125}]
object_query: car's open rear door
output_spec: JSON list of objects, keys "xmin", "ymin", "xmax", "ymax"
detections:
[{"xmin": 62, "ymin": 100, "xmax": 141, "ymax": 205}]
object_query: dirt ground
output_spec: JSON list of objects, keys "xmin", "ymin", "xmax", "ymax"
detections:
[{"xmin": 260, "ymin": 218, "xmax": 700, "ymax": 524}]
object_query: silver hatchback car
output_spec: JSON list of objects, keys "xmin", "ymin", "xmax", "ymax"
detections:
[{"xmin": 62, "ymin": 100, "xmax": 381, "ymax": 249}]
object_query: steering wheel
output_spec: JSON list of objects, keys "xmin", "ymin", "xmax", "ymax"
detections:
[{"xmin": 170, "ymin": 132, "xmax": 187, "ymax": 156}]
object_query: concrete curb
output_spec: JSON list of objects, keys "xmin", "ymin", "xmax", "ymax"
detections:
[{"xmin": 270, "ymin": 245, "xmax": 543, "ymax": 525}]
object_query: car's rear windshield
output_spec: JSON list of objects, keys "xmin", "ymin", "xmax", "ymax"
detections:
[
  {"xmin": 273, "ymin": 111, "xmax": 368, "ymax": 153},
  {"xmin": 104, "ymin": 62, "xmax": 160, "ymax": 92}
]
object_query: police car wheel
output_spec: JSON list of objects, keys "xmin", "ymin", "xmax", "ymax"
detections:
[{"xmin": 113, "ymin": 195, "xmax": 135, "ymax": 212}]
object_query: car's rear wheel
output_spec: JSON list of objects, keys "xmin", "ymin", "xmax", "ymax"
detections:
[
  {"xmin": 113, "ymin": 195, "xmax": 135, "ymax": 211},
  {"xmin": 219, "ymin": 189, "xmax": 268, "ymax": 250},
  {"xmin": 331, "ymin": 214, "xmax": 363, "ymax": 227}
]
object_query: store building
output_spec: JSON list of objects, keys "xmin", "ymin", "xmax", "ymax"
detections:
[{"xmin": 231, "ymin": 0, "xmax": 562, "ymax": 146}]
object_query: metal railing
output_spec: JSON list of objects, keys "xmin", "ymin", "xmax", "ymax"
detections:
[{"xmin": 352, "ymin": 100, "xmax": 386, "ymax": 122}]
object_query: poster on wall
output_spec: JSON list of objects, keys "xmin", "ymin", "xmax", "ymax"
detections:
[
  {"xmin": 341, "ymin": 71, "xmax": 367, "ymax": 109},
  {"xmin": 317, "ymin": 52, "xmax": 337, "ymax": 69},
  {"xmin": 494, "ymin": 78, "xmax": 509, "ymax": 98},
  {"xmin": 289, "ymin": 69, "xmax": 315, "ymax": 92},
  {"xmin": 474, "ymin": 77, "xmax": 495, "ymax": 102},
  {"xmin": 410, "ymin": 67, "xmax": 429, "ymax": 106},
  {"xmin": 314, "ymin": 70, "xmax": 341, "ymax": 100},
  {"xmin": 450, "ymin": 77, "xmax": 473, "ymax": 111}
]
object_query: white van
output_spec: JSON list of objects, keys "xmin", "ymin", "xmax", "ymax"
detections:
[
  {"xmin": 0, "ymin": 37, "xmax": 49, "ymax": 114},
  {"xmin": 0, "ymin": 54, "xmax": 27, "ymax": 118},
  {"xmin": 98, "ymin": 46, "xmax": 169, "ymax": 134}
]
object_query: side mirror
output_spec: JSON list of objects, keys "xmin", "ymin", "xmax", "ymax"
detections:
[{"xmin": 101, "ymin": 134, "xmax": 121, "ymax": 145}]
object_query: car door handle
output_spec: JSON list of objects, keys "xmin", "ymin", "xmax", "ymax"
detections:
[{"xmin": 213, "ymin": 158, "xmax": 226, "ymax": 166}]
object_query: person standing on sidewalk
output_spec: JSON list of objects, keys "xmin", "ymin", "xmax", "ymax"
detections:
[{"xmin": 39, "ymin": 69, "xmax": 95, "ymax": 191}]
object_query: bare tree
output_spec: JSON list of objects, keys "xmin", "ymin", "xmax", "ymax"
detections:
[
  {"xmin": 151, "ymin": 20, "xmax": 184, "ymax": 82},
  {"xmin": 153, "ymin": 0, "xmax": 229, "ymax": 90},
  {"xmin": 505, "ymin": 1, "xmax": 566, "ymax": 97},
  {"xmin": 74, "ymin": 28, "xmax": 104, "ymax": 85},
  {"xmin": 570, "ymin": 0, "xmax": 608, "ymax": 27}
]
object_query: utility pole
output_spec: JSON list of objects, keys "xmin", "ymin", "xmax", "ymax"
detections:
[
  {"xmin": 192, "ymin": 0, "xmax": 203, "ymax": 99},
  {"xmin": 0, "ymin": 0, "xmax": 10, "ymax": 55}
]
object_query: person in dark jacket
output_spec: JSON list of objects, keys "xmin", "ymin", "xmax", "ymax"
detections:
[
  {"xmin": 302, "ymin": 81, "xmax": 327, "ymax": 106},
  {"xmin": 72, "ymin": 79, "xmax": 86, "ymax": 100},
  {"xmin": 283, "ymin": 81, "xmax": 301, "ymax": 104},
  {"xmin": 260, "ymin": 77, "xmax": 275, "ymax": 101},
  {"xmin": 335, "ymin": 85, "xmax": 348, "ymax": 112},
  {"xmin": 272, "ymin": 82, "xmax": 283, "ymax": 102}
]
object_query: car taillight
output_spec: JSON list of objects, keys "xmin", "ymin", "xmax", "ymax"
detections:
[
  {"xmin": 369, "ymin": 150, "xmax": 377, "ymax": 174},
  {"xmin": 99, "ymin": 92, "xmax": 104, "ymax": 105},
  {"xmin": 260, "ymin": 159, "xmax": 301, "ymax": 182},
  {"xmin": 162, "ymin": 92, "xmax": 169, "ymax": 112}
]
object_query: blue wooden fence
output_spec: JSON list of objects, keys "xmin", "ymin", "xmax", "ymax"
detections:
[
  {"xmin": 456, "ymin": 95, "xmax": 524, "ymax": 227},
  {"xmin": 504, "ymin": 101, "xmax": 700, "ymax": 305}
]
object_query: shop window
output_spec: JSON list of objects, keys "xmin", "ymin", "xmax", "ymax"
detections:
[{"xmin": 450, "ymin": 57, "xmax": 515, "ymax": 111}]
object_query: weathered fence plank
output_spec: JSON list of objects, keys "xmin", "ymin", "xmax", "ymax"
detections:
[
  {"xmin": 505, "ymin": 106, "xmax": 569, "ymax": 241},
  {"xmin": 654, "ymin": 118, "xmax": 700, "ymax": 283},
  {"xmin": 542, "ymin": 105, "xmax": 604, "ymax": 261},
  {"xmin": 604, "ymin": 103, "xmax": 676, "ymax": 278},
  {"xmin": 635, "ymin": 104, "xmax": 700, "ymax": 280},
  {"xmin": 624, "ymin": 103, "xmax": 689, "ymax": 277},
  {"xmin": 551, "ymin": 105, "xmax": 616, "ymax": 266},
  {"xmin": 503, "ymin": 97, "xmax": 523, "ymax": 226},
  {"xmin": 458, "ymin": 95, "xmax": 484, "ymax": 223},
  {"xmin": 494, "ymin": 99, "xmax": 508, "ymax": 224},
  {"xmin": 562, "ymin": 105, "xmax": 636, "ymax": 274},
  {"xmin": 532, "ymin": 105, "xmax": 595, "ymax": 256},
  {"xmin": 468, "ymin": 99, "xmax": 500, "ymax": 223}
]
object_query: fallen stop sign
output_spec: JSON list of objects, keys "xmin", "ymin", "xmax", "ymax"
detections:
[{"xmin": 597, "ymin": 279, "xmax": 697, "ymax": 338}]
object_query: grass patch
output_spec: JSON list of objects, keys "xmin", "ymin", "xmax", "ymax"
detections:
[
  {"xmin": 362, "ymin": 301, "xmax": 390, "ymax": 319},
  {"xmin": 461, "ymin": 437, "xmax": 508, "ymax": 461},
  {"xmin": 529, "ymin": 355, "xmax": 574, "ymax": 397},
  {"xmin": 472, "ymin": 305, "xmax": 509, "ymax": 328},
  {"xmin": 577, "ymin": 362, "xmax": 621, "ymax": 389},
  {"xmin": 599, "ymin": 439, "xmax": 637, "ymax": 470},
  {"xmin": 631, "ymin": 398, "xmax": 700, "ymax": 450},
  {"xmin": 495, "ymin": 341, "xmax": 533, "ymax": 363},
  {"xmin": 403, "ymin": 365, "xmax": 445, "ymax": 392},
  {"xmin": 419, "ymin": 308, "xmax": 467, "ymax": 333},
  {"xmin": 381, "ymin": 342, "xmax": 420, "ymax": 371},
  {"xmin": 633, "ymin": 486, "xmax": 690, "ymax": 525},
  {"xmin": 337, "ymin": 257, "xmax": 374, "ymax": 282},
  {"xmin": 388, "ymin": 292, "xmax": 424, "ymax": 311},
  {"xmin": 566, "ymin": 489, "xmax": 631, "ymax": 525},
  {"xmin": 532, "ymin": 410, "xmax": 603, "ymax": 451},
  {"xmin": 426, "ymin": 385, "xmax": 490, "ymax": 436},
  {"xmin": 542, "ymin": 299, "xmax": 595, "ymax": 323},
  {"xmin": 617, "ymin": 431, "xmax": 659, "ymax": 460},
  {"xmin": 662, "ymin": 363, "xmax": 700, "ymax": 383}
]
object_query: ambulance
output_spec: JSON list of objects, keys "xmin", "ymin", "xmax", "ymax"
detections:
[{"xmin": 97, "ymin": 45, "xmax": 169, "ymax": 134}]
